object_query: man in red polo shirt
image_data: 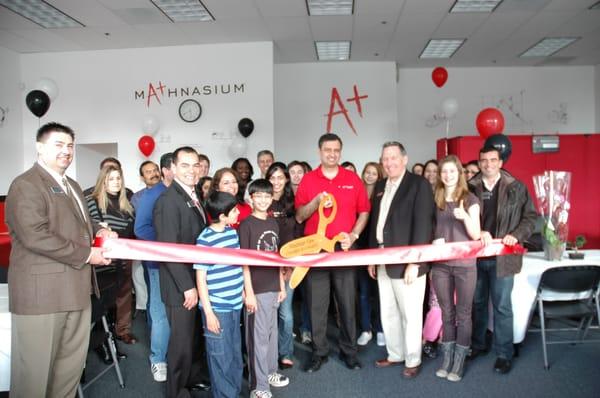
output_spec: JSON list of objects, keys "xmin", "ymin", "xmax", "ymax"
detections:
[{"xmin": 295, "ymin": 133, "xmax": 370, "ymax": 373}]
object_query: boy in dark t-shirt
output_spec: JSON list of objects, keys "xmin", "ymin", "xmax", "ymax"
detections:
[{"xmin": 240, "ymin": 179, "xmax": 289, "ymax": 398}]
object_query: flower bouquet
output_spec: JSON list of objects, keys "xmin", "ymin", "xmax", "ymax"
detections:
[{"xmin": 532, "ymin": 171, "xmax": 572, "ymax": 261}]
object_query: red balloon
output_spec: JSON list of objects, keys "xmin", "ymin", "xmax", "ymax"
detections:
[
  {"xmin": 138, "ymin": 135, "xmax": 155, "ymax": 157},
  {"xmin": 432, "ymin": 67, "xmax": 448, "ymax": 88},
  {"xmin": 476, "ymin": 108, "xmax": 505, "ymax": 139}
]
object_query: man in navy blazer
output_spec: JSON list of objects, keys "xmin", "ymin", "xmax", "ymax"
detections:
[
  {"xmin": 367, "ymin": 141, "xmax": 435, "ymax": 379},
  {"xmin": 153, "ymin": 146, "xmax": 209, "ymax": 397}
]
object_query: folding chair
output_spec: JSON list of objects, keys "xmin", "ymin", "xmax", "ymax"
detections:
[
  {"xmin": 532, "ymin": 265, "xmax": 600, "ymax": 369},
  {"xmin": 78, "ymin": 267, "xmax": 125, "ymax": 397}
]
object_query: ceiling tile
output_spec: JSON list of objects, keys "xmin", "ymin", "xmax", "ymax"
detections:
[
  {"xmin": 310, "ymin": 15, "xmax": 353, "ymax": 40},
  {"xmin": 255, "ymin": 0, "xmax": 307, "ymax": 17},
  {"xmin": 202, "ymin": 0, "xmax": 261, "ymax": 19},
  {"xmin": 355, "ymin": 0, "xmax": 406, "ymax": 15},
  {"xmin": 264, "ymin": 16, "xmax": 312, "ymax": 40},
  {"xmin": 274, "ymin": 40, "xmax": 316, "ymax": 63},
  {"xmin": 433, "ymin": 12, "xmax": 489, "ymax": 38},
  {"xmin": 353, "ymin": 14, "xmax": 397, "ymax": 41},
  {"xmin": 218, "ymin": 17, "xmax": 271, "ymax": 41}
]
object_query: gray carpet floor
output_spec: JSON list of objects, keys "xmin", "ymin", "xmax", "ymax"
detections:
[{"xmin": 81, "ymin": 309, "xmax": 600, "ymax": 398}]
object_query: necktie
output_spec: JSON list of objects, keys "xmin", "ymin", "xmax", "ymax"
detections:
[
  {"xmin": 190, "ymin": 190, "xmax": 206, "ymax": 223},
  {"xmin": 63, "ymin": 177, "xmax": 86, "ymax": 222}
]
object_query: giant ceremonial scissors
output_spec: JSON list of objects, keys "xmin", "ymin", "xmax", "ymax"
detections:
[{"xmin": 280, "ymin": 194, "xmax": 347, "ymax": 288}]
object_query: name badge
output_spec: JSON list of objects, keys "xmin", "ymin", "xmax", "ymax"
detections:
[
  {"xmin": 51, "ymin": 186, "xmax": 65, "ymax": 194},
  {"xmin": 186, "ymin": 200, "xmax": 194, "ymax": 208}
]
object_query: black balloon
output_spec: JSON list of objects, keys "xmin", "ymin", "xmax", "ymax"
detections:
[
  {"xmin": 238, "ymin": 118, "xmax": 254, "ymax": 138},
  {"xmin": 26, "ymin": 90, "xmax": 50, "ymax": 118},
  {"xmin": 484, "ymin": 134, "xmax": 512, "ymax": 162}
]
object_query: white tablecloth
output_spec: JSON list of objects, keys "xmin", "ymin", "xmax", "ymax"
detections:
[
  {"xmin": 512, "ymin": 250, "xmax": 600, "ymax": 343},
  {"xmin": 0, "ymin": 284, "xmax": 9, "ymax": 391}
]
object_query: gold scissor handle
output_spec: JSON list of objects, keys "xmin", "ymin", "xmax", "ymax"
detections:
[{"xmin": 317, "ymin": 194, "xmax": 336, "ymax": 236}]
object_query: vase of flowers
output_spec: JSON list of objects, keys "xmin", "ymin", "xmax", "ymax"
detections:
[{"xmin": 533, "ymin": 171, "xmax": 571, "ymax": 261}]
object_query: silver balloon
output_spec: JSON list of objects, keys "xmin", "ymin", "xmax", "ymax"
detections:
[
  {"xmin": 35, "ymin": 78, "xmax": 59, "ymax": 101},
  {"xmin": 229, "ymin": 134, "xmax": 247, "ymax": 158},
  {"xmin": 441, "ymin": 97, "xmax": 459, "ymax": 119},
  {"xmin": 142, "ymin": 114, "xmax": 160, "ymax": 135}
]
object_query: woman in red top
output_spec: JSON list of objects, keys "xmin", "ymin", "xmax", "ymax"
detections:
[{"xmin": 210, "ymin": 168, "xmax": 251, "ymax": 229}]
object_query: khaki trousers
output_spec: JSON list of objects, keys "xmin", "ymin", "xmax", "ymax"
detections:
[
  {"xmin": 377, "ymin": 265, "xmax": 426, "ymax": 367},
  {"xmin": 10, "ymin": 303, "xmax": 91, "ymax": 398}
]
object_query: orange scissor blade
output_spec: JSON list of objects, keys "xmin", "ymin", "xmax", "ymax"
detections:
[
  {"xmin": 280, "ymin": 235, "xmax": 323, "ymax": 258},
  {"xmin": 289, "ymin": 266, "xmax": 310, "ymax": 289}
]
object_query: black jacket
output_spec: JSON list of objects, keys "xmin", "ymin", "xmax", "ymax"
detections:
[
  {"xmin": 153, "ymin": 181, "xmax": 206, "ymax": 306},
  {"xmin": 368, "ymin": 172, "xmax": 435, "ymax": 279},
  {"xmin": 469, "ymin": 169, "xmax": 538, "ymax": 277}
]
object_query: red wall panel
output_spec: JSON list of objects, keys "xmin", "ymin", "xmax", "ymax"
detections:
[{"xmin": 437, "ymin": 134, "xmax": 600, "ymax": 248}]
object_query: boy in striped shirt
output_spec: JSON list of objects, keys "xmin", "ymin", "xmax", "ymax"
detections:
[{"xmin": 194, "ymin": 191, "xmax": 244, "ymax": 398}]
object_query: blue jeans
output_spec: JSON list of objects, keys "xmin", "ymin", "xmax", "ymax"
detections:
[
  {"xmin": 146, "ymin": 264, "xmax": 170, "ymax": 364},
  {"xmin": 202, "ymin": 309, "xmax": 243, "ymax": 398},
  {"xmin": 357, "ymin": 268, "xmax": 382, "ymax": 333},
  {"xmin": 299, "ymin": 281, "xmax": 311, "ymax": 333},
  {"xmin": 278, "ymin": 282, "xmax": 294, "ymax": 360},
  {"xmin": 472, "ymin": 258, "xmax": 514, "ymax": 359}
]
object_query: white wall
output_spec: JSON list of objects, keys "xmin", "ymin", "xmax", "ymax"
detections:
[
  {"xmin": 274, "ymin": 62, "xmax": 398, "ymax": 171},
  {"xmin": 397, "ymin": 66, "xmax": 597, "ymax": 165},
  {"xmin": 0, "ymin": 46, "xmax": 23, "ymax": 195},
  {"xmin": 20, "ymin": 42, "xmax": 274, "ymax": 191}
]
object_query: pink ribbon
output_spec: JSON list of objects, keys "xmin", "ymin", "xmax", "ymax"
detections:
[{"xmin": 95, "ymin": 237, "xmax": 526, "ymax": 268}]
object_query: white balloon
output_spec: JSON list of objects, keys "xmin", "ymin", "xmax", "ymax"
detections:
[
  {"xmin": 229, "ymin": 134, "xmax": 247, "ymax": 158},
  {"xmin": 441, "ymin": 97, "xmax": 459, "ymax": 118},
  {"xmin": 142, "ymin": 114, "xmax": 160, "ymax": 135},
  {"xmin": 35, "ymin": 78, "xmax": 59, "ymax": 101}
]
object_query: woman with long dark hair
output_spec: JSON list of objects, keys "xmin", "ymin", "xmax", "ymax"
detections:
[
  {"xmin": 211, "ymin": 167, "xmax": 251, "ymax": 229},
  {"xmin": 266, "ymin": 162, "xmax": 299, "ymax": 369},
  {"xmin": 356, "ymin": 162, "xmax": 385, "ymax": 347}
]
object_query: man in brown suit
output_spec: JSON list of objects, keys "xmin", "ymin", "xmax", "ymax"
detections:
[{"xmin": 6, "ymin": 122, "xmax": 114, "ymax": 398}]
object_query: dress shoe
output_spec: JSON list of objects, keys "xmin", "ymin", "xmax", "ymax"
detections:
[
  {"xmin": 188, "ymin": 380, "xmax": 211, "ymax": 392},
  {"xmin": 402, "ymin": 365, "xmax": 421, "ymax": 379},
  {"xmin": 339, "ymin": 353, "xmax": 362, "ymax": 370},
  {"xmin": 493, "ymin": 358, "xmax": 511, "ymax": 374},
  {"xmin": 116, "ymin": 333, "xmax": 138, "ymax": 345},
  {"xmin": 305, "ymin": 356, "xmax": 328, "ymax": 373},
  {"xmin": 374, "ymin": 358, "xmax": 403, "ymax": 368}
]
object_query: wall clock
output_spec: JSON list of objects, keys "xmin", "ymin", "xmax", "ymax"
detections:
[{"xmin": 178, "ymin": 99, "xmax": 202, "ymax": 123}]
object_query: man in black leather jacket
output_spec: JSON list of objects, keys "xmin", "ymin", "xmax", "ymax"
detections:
[{"xmin": 468, "ymin": 146, "xmax": 537, "ymax": 374}]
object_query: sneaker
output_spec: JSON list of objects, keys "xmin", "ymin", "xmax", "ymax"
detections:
[
  {"xmin": 250, "ymin": 390, "xmax": 272, "ymax": 398},
  {"xmin": 268, "ymin": 372, "xmax": 289, "ymax": 387},
  {"xmin": 357, "ymin": 331, "xmax": 373, "ymax": 346},
  {"xmin": 376, "ymin": 332, "xmax": 386, "ymax": 347},
  {"xmin": 151, "ymin": 362, "xmax": 167, "ymax": 382},
  {"xmin": 301, "ymin": 331, "xmax": 312, "ymax": 345}
]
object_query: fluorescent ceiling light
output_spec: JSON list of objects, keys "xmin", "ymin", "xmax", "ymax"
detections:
[
  {"xmin": 152, "ymin": 0, "xmax": 214, "ymax": 22},
  {"xmin": 316, "ymin": 41, "xmax": 351, "ymax": 61},
  {"xmin": 420, "ymin": 39, "xmax": 465, "ymax": 59},
  {"xmin": 0, "ymin": 0, "xmax": 83, "ymax": 28},
  {"xmin": 450, "ymin": 0, "xmax": 503, "ymax": 13},
  {"xmin": 520, "ymin": 37, "xmax": 579, "ymax": 57},
  {"xmin": 307, "ymin": 0, "xmax": 354, "ymax": 16}
]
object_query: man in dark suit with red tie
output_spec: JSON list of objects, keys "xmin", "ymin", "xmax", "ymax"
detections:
[
  {"xmin": 6, "ymin": 122, "xmax": 114, "ymax": 397},
  {"xmin": 153, "ymin": 146, "xmax": 210, "ymax": 397}
]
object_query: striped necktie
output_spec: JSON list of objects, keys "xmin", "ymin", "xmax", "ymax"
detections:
[{"xmin": 63, "ymin": 177, "xmax": 86, "ymax": 222}]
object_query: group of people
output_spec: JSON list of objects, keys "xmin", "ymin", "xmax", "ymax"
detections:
[{"xmin": 6, "ymin": 122, "xmax": 537, "ymax": 398}]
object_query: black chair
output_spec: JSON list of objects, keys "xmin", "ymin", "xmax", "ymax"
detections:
[
  {"xmin": 532, "ymin": 265, "xmax": 600, "ymax": 369},
  {"xmin": 78, "ymin": 267, "xmax": 125, "ymax": 397}
]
